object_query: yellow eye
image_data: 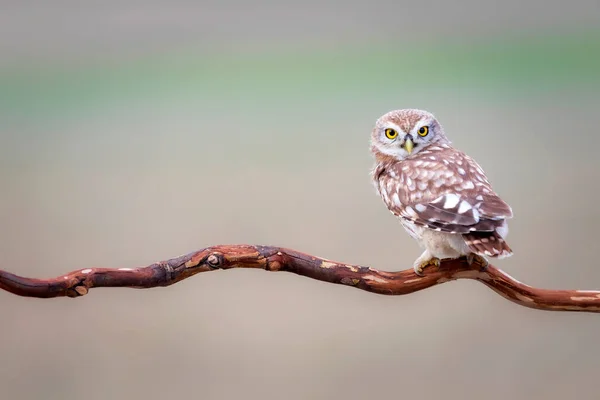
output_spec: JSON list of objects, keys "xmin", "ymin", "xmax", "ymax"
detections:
[
  {"xmin": 418, "ymin": 126, "xmax": 429, "ymax": 137},
  {"xmin": 385, "ymin": 128, "xmax": 398, "ymax": 139}
]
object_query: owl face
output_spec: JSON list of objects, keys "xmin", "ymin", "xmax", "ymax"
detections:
[{"xmin": 371, "ymin": 109, "xmax": 449, "ymax": 160}]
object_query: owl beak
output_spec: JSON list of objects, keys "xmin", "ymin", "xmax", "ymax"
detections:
[{"xmin": 403, "ymin": 137, "xmax": 414, "ymax": 154}]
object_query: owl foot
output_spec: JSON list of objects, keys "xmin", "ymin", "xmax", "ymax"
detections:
[
  {"xmin": 466, "ymin": 253, "xmax": 489, "ymax": 270},
  {"xmin": 413, "ymin": 257, "xmax": 440, "ymax": 276}
]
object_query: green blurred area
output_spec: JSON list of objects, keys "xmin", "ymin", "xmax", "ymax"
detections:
[{"xmin": 2, "ymin": 31, "xmax": 599, "ymax": 118}]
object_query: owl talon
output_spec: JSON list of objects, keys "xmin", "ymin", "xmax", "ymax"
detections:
[
  {"xmin": 466, "ymin": 253, "xmax": 489, "ymax": 270},
  {"xmin": 413, "ymin": 257, "xmax": 440, "ymax": 276}
]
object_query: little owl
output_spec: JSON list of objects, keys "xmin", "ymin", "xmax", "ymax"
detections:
[{"xmin": 370, "ymin": 109, "xmax": 513, "ymax": 275}]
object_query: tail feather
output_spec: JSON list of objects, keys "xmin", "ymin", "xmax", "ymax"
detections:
[{"xmin": 463, "ymin": 230, "xmax": 512, "ymax": 258}]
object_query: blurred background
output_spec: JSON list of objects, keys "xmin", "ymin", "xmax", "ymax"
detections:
[{"xmin": 1, "ymin": 1, "xmax": 599, "ymax": 399}]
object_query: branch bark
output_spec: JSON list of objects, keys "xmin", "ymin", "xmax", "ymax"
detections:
[{"xmin": 1, "ymin": 244, "xmax": 598, "ymax": 312}]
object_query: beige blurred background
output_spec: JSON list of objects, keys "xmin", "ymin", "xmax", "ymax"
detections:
[{"xmin": 1, "ymin": 1, "xmax": 600, "ymax": 399}]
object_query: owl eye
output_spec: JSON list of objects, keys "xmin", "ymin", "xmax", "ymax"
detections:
[
  {"xmin": 418, "ymin": 126, "xmax": 429, "ymax": 137},
  {"xmin": 385, "ymin": 128, "xmax": 398, "ymax": 139}
]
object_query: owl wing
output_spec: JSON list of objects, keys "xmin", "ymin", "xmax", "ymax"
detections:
[{"xmin": 375, "ymin": 148, "xmax": 512, "ymax": 235}]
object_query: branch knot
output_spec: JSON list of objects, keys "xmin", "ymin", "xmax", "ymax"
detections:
[{"xmin": 206, "ymin": 253, "xmax": 222, "ymax": 268}]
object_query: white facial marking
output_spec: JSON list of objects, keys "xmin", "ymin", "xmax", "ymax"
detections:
[
  {"xmin": 81, "ymin": 269, "xmax": 92, "ymax": 274},
  {"xmin": 119, "ymin": 268, "xmax": 133, "ymax": 271},
  {"xmin": 443, "ymin": 194, "xmax": 460, "ymax": 209}
]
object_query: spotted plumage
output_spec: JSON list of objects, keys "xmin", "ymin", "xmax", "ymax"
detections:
[{"xmin": 370, "ymin": 109, "xmax": 513, "ymax": 275}]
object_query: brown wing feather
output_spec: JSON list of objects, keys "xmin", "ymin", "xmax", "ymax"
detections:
[{"xmin": 374, "ymin": 144, "xmax": 513, "ymax": 239}]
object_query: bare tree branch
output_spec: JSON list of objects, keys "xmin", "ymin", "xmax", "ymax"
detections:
[{"xmin": 1, "ymin": 244, "xmax": 598, "ymax": 312}]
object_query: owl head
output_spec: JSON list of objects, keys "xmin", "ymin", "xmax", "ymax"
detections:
[{"xmin": 371, "ymin": 109, "xmax": 449, "ymax": 160}]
